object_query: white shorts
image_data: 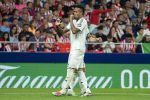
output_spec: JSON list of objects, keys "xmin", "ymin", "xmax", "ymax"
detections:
[{"xmin": 67, "ymin": 50, "xmax": 85, "ymax": 69}]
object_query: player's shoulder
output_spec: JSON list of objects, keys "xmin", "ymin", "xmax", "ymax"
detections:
[
  {"xmin": 79, "ymin": 18, "xmax": 87, "ymax": 24},
  {"xmin": 81, "ymin": 17, "xmax": 87, "ymax": 22}
]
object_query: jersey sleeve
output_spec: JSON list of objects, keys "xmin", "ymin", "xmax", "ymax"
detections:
[{"xmin": 76, "ymin": 19, "xmax": 87, "ymax": 31}]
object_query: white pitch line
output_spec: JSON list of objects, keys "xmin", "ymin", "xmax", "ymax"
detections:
[{"xmin": 0, "ymin": 92, "xmax": 150, "ymax": 96}]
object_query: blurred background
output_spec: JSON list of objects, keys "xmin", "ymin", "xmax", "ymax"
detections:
[{"xmin": 0, "ymin": 0, "xmax": 149, "ymax": 53}]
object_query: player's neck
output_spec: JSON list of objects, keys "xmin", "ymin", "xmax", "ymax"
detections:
[{"xmin": 75, "ymin": 16, "xmax": 83, "ymax": 21}]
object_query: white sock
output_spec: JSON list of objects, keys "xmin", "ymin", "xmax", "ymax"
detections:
[
  {"xmin": 61, "ymin": 68, "xmax": 75, "ymax": 93},
  {"xmin": 79, "ymin": 78, "xmax": 84, "ymax": 94},
  {"xmin": 69, "ymin": 73, "xmax": 76, "ymax": 89},
  {"xmin": 78, "ymin": 71, "xmax": 90, "ymax": 93}
]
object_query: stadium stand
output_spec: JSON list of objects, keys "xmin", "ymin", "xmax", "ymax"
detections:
[{"xmin": 0, "ymin": 0, "xmax": 150, "ymax": 53}]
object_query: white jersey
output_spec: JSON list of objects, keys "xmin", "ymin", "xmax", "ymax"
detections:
[{"xmin": 66, "ymin": 17, "xmax": 89, "ymax": 52}]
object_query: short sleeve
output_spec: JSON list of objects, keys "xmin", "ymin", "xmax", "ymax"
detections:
[{"xmin": 76, "ymin": 19, "xmax": 87, "ymax": 31}]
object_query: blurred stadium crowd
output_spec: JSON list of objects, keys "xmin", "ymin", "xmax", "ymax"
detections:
[{"xmin": 0, "ymin": 0, "xmax": 150, "ymax": 53}]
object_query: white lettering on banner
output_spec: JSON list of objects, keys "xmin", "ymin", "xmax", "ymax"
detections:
[
  {"xmin": 0, "ymin": 65, "xmax": 19, "ymax": 88},
  {"xmin": 121, "ymin": 69, "xmax": 150, "ymax": 88},
  {"xmin": 87, "ymin": 76, "xmax": 112, "ymax": 88},
  {"xmin": 88, "ymin": 76, "xmax": 97, "ymax": 87},
  {"xmin": 101, "ymin": 77, "xmax": 112, "ymax": 88},
  {"xmin": 0, "ymin": 65, "xmax": 19, "ymax": 77},
  {"xmin": 6, "ymin": 76, "xmax": 16, "ymax": 88},
  {"xmin": 44, "ymin": 76, "xmax": 56, "ymax": 88},
  {"xmin": 121, "ymin": 69, "xmax": 133, "ymax": 88},
  {"xmin": 140, "ymin": 70, "xmax": 150, "ymax": 88},
  {"xmin": 95, "ymin": 77, "xmax": 105, "ymax": 88},
  {"xmin": 0, "ymin": 65, "xmax": 113, "ymax": 88},
  {"xmin": 51, "ymin": 76, "xmax": 63, "ymax": 88},
  {"xmin": 13, "ymin": 76, "xmax": 31, "ymax": 88},
  {"xmin": 0, "ymin": 76, "xmax": 16, "ymax": 88},
  {"xmin": 30, "ymin": 76, "xmax": 48, "ymax": 88},
  {"xmin": 1, "ymin": 65, "xmax": 150, "ymax": 88},
  {"xmin": 61, "ymin": 76, "xmax": 112, "ymax": 89}
]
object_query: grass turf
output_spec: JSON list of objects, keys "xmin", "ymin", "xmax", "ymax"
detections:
[{"xmin": 0, "ymin": 89, "xmax": 150, "ymax": 100}]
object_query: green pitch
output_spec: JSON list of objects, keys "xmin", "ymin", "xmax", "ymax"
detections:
[{"xmin": 0, "ymin": 89, "xmax": 149, "ymax": 100}]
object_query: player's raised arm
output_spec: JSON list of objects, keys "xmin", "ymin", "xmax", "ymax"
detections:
[
  {"xmin": 70, "ymin": 14, "xmax": 80, "ymax": 34},
  {"xmin": 69, "ymin": 5, "xmax": 87, "ymax": 34},
  {"xmin": 56, "ymin": 20, "xmax": 70, "ymax": 34}
]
